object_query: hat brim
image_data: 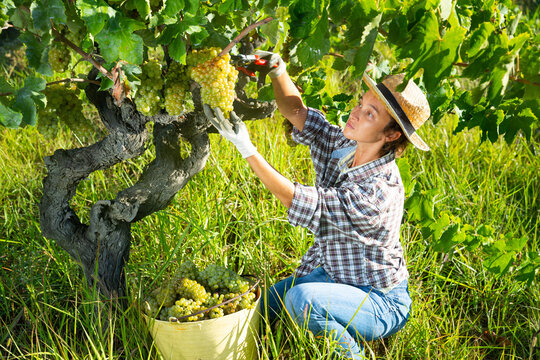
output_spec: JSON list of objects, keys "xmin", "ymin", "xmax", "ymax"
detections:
[{"xmin": 362, "ymin": 73, "xmax": 430, "ymax": 151}]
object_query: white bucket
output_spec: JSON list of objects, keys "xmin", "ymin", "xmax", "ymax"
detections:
[{"xmin": 146, "ymin": 291, "xmax": 261, "ymax": 360}]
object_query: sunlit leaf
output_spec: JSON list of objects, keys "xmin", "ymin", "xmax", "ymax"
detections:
[
  {"xmin": 31, "ymin": 0, "xmax": 67, "ymax": 33},
  {"xmin": 296, "ymin": 10, "xmax": 330, "ymax": 66},
  {"xmin": 352, "ymin": 13, "xmax": 381, "ymax": 78},
  {"xmin": 0, "ymin": 103, "xmax": 23, "ymax": 128},
  {"xmin": 433, "ymin": 223, "xmax": 464, "ymax": 252},
  {"xmin": 19, "ymin": 32, "xmax": 53, "ymax": 76},
  {"xmin": 76, "ymin": 0, "xmax": 115, "ymax": 35},
  {"xmin": 95, "ymin": 16, "xmax": 144, "ymax": 64},
  {"xmin": 467, "ymin": 22, "xmax": 495, "ymax": 58}
]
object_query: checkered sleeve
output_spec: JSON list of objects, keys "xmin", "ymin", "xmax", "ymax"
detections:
[
  {"xmin": 287, "ymin": 183, "xmax": 321, "ymax": 234},
  {"xmin": 291, "ymin": 108, "xmax": 348, "ymax": 148},
  {"xmin": 288, "ymin": 182, "xmax": 388, "ymax": 246},
  {"xmin": 291, "ymin": 108, "xmax": 354, "ymax": 179}
]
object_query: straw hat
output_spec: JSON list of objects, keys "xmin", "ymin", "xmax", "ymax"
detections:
[{"xmin": 362, "ymin": 73, "xmax": 431, "ymax": 151}]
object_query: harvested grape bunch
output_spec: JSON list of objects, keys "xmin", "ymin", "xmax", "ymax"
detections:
[{"xmin": 143, "ymin": 261, "xmax": 257, "ymax": 322}]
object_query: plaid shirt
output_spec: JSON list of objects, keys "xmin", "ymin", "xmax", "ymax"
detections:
[{"xmin": 287, "ymin": 108, "xmax": 409, "ymax": 290}]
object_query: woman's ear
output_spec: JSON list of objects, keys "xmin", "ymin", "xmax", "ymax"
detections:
[{"xmin": 385, "ymin": 130, "xmax": 402, "ymax": 143}]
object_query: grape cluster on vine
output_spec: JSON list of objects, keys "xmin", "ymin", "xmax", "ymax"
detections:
[
  {"xmin": 143, "ymin": 261, "xmax": 257, "ymax": 323},
  {"xmin": 131, "ymin": 48, "xmax": 238, "ymax": 118},
  {"xmin": 48, "ymin": 42, "xmax": 71, "ymax": 73},
  {"xmin": 134, "ymin": 59, "xmax": 163, "ymax": 116},
  {"xmin": 188, "ymin": 47, "xmax": 238, "ymax": 117},
  {"xmin": 164, "ymin": 61, "xmax": 193, "ymax": 115},
  {"xmin": 37, "ymin": 84, "xmax": 92, "ymax": 136}
]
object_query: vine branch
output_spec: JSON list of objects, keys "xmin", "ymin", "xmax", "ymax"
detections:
[
  {"xmin": 0, "ymin": 78, "xmax": 101, "ymax": 97},
  {"xmin": 219, "ymin": 17, "xmax": 274, "ymax": 57},
  {"xmin": 48, "ymin": 78, "xmax": 101, "ymax": 86},
  {"xmin": 50, "ymin": 20, "xmax": 113, "ymax": 81}
]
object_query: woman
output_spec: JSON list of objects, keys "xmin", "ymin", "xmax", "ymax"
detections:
[{"xmin": 204, "ymin": 51, "xmax": 431, "ymax": 359}]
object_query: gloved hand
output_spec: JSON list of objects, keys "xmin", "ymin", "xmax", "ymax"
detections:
[
  {"xmin": 252, "ymin": 51, "xmax": 286, "ymax": 78},
  {"xmin": 203, "ymin": 104, "xmax": 258, "ymax": 158}
]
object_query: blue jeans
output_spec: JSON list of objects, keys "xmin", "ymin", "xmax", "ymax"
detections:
[{"xmin": 261, "ymin": 267, "xmax": 412, "ymax": 359}]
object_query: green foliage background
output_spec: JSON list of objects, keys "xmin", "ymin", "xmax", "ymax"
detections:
[{"xmin": 1, "ymin": 110, "xmax": 538, "ymax": 358}]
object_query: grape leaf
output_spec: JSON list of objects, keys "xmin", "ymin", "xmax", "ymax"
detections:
[
  {"xmin": 11, "ymin": 77, "xmax": 47, "ymax": 126},
  {"xmin": 462, "ymin": 43, "xmax": 507, "ymax": 81},
  {"xmin": 483, "ymin": 234, "xmax": 528, "ymax": 276},
  {"xmin": 95, "ymin": 16, "xmax": 144, "ymax": 64},
  {"xmin": 345, "ymin": 0, "xmax": 378, "ymax": 44},
  {"xmin": 433, "ymin": 223, "xmax": 464, "ymax": 253},
  {"xmin": 260, "ymin": 18, "xmax": 281, "ymax": 46},
  {"xmin": 500, "ymin": 107, "xmax": 538, "ymax": 142},
  {"xmin": 159, "ymin": 14, "xmax": 208, "ymax": 45},
  {"xmin": 404, "ymin": 183, "xmax": 436, "ymax": 222},
  {"xmin": 504, "ymin": 236, "xmax": 528, "ymax": 252},
  {"xmin": 0, "ymin": 103, "xmax": 23, "ymax": 128},
  {"xmin": 76, "ymin": 0, "xmax": 115, "ymax": 35},
  {"xmin": 257, "ymin": 84, "xmax": 275, "ymax": 101},
  {"xmin": 467, "ymin": 22, "xmax": 495, "ymax": 58},
  {"xmin": 422, "ymin": 212, "xmax": 451, "ymax": 241},
  {"xmin": 388, "ymin": 14, "xmax": 408, "ymax": 45},
  {"xmin": 30, "ymin": 0, "xmax": 66, "ymax": 33},
  {"xmin": 352, "ymin": 13, "xmax": 381, "ymax": 78},
  {"xmin": 289, "ymin": 0, "xmax": 322, "ymax": 39},
  {"xmin": 453, "ymin": 89, "xmax": 502, "ymax": 142},
  {"xmin": 396, "ymin": 10, "xmax": 439, "ymax": 60},
  {"xmin": 184, "ymin": 0, "xmax": 199, "ymax": 14},
  {"xmin": 99, "ymin": 77, "xmax": 114, "ymax": 91},
  {"xmin": 296, "ymin": 10, "xmax": 329, "ymax": 67},
  {"xmin": 149, "ymin": 0, "xmax": 197, "ymax": 26},
  {"xmin": 396, "ymin": 157, "xmax": 415, "ymax": 197},
  {"xmin": 477, "ymin": 224, "xmax": 495, "ymax": 237},
  {"xmin": 515, "ymin": 252, "xmax": 540, "ymax": 285},
  {"xmin": 169, "ymin": 36, "xmax": 186, "ymax": 63},
  {"xmin": 429, "ymin": 81, "xmax": 454, "ymax": 123},
  {"xmin": 484, "ymin": 251, "xmax": 515, "ymax": 275},
  {"xmin": 487, "ymin": 33, "xmax": 530, "ymax": 104},
  {"xmin": 218, "ymin": 0, "xmax": 249, "ymax": 14},
  {"xmin": 406, "ymin": 24, "xmax": 466, "ymax": 92},
  {"xmin": 132, "ymin": 0, "xmax": 150, "ymax": 19},
  {"xmin": 161, "ymin": 0, "xmax": 184, "ymax": 18},
  {"xmin": 328, "ymin": 0, "xmax": 354, "ymax": 23},
  {"xmin": 19, "ymin": 32, "xmax": 53, "ymax": 76},
  {"xmin": 463, "ymin": 234, "xmax": 484, "ymax": 251},
  {"xmin": 8, "ymin": 6, "xmax": 33, "ymax": 29}
]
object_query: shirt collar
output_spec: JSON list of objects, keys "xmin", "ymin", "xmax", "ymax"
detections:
[{"xmin": 338, "ymin": 149, "xmax": 396, "ymax": 180}]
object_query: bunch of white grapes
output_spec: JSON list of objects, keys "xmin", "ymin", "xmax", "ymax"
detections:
[
  {"xmin": 188, "ymin": 47, "xmax": 238, "ymax": 117},
  {"xmin": 37, "ymin": 84, "xmax": 90, "ymax": 136},
  {"xmin": 198, "ymin": 264, "xmax": 250, "ymax": 294},
  {"xmin": 143, "ymin": 261, "xmax": 257, "ymax": 322},
  {"xmin": 135, "ymin": 59, "xmax": 163, "ymax": 116},
  {"xmin": 48, "ymin": 42, "xmax": 71, "ymax": 73},
  {"xmin": 164, "ymin": 61, "xmax": 193, "ymax": 116}
]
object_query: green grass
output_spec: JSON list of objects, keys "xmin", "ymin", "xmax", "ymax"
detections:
[{"xmin": 0, "ymin": 110, "xmax": 538, "ymax": 359}]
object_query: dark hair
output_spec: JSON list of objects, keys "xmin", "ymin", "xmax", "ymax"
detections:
[{"xmin": 380, "ymin": 118, "xmax": 410, "ymax": 157}]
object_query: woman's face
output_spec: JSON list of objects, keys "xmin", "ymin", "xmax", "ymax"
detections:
[{"xmin": 343, "ymin": 90, "xmax": 396, "ymax": 146}]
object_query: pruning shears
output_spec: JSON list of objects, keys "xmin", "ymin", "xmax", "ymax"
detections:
[{"xmin": 230, "ymin": 54, "xmax": 278, "ymax": 78}]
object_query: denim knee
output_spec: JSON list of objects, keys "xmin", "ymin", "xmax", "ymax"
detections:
[{"xmin": 284, "ymin": 285, "xmax": 311, "ymax": 327}]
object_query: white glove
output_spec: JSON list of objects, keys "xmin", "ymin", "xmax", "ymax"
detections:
[
  {"xmin": 253, "ymin": 51, "xmax": 286, "ymax": 78},
  {"xmin": 203, "ymin": 105, "xmax": 258, "ymax": 158}
]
